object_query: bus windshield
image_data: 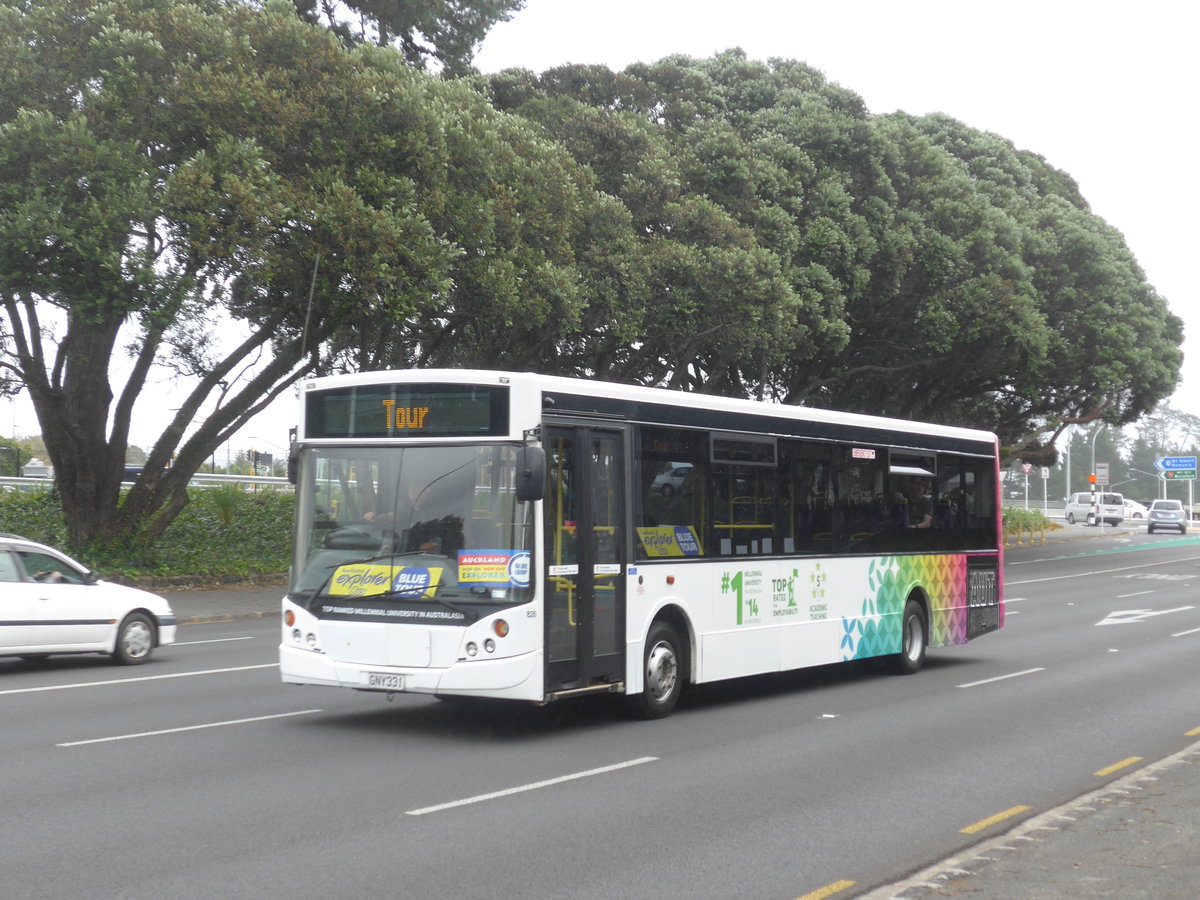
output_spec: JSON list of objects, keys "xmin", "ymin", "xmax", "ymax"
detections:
[{"xmin": 290, "ymin": 444, "xmax": 533, "ymax": 612}]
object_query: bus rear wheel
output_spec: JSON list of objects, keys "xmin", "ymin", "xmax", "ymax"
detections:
[
  {"xmin": 893, "ymin": 599, "xmax": 927, "ymax": 675},
  {"xmin": 630, "ymin": 621, "xmax": 685, "ymax": 719}
]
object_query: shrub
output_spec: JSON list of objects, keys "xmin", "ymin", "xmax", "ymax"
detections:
[{"xmin": 0, "ymin": 485, "xmax": 293, "ymax": 579}]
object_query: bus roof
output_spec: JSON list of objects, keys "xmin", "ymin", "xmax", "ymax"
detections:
[{"xmin": 300, "ymin": 369, "xmax": 998, "ymax": 451}]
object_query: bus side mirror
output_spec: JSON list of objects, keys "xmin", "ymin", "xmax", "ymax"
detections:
[
  {"xmin": 287, "ymin": 443, "xmax": 299, "ymax": 485},
  {"xmin": 515, "ymin": 446, "xmax": 546, "ymax": 503}
]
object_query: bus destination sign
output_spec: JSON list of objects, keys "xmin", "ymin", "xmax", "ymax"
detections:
[{"xmin": 304, "ymin": 383, "xmax": 509, "ymax": 438}]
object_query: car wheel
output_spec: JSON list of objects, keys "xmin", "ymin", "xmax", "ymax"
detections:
[
  {"xmin": 1148, "ymin": 525, "xmax": 1155, "ymax": 534},
  {"xmin": 659, "ymin": 484, "xmax": 674, "ymax": 498},
  {"xmin": 1066, "ymin": 513, "xmax": 1076, "ymax": 524},
  {"xmin": 630, "ymin": 620, "xmax": 685, "ymax": 719},
  {"xmin": 113, "ymin": 613, "xmax": 155, "ymax": 665}
]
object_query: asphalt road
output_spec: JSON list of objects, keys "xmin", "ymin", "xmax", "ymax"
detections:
[{"xmin": 2, "ymin": 531, "xmax": 1197, "ymax": 899}]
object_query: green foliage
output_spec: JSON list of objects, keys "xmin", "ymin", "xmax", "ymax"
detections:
[
  {"xmin": 129, "ymin": 488, "xmax": 293, "ymax": 577},
  {"xmin": 1002, "ymin": 506, "xmax": 1056, "ymax": 540},
  {"xmin": 210, "ymin": 483, "xmax": 245, "ymax": 526},
  {"xmin": 0, "ymin": 485, "xmax": 291, "ymax": 578},
  {"xmin": 291, "ymin": 0, "xmax": 524, "ymax": 75},
  {"xmin": 0, "ymin": 488, "xmax": 69, "ymax": 546},
  {"xmin": 484, "ymin": 51, "xmax": 1183, "ymax": 438},
  {"xmin": 2, "ymin": 3, "xmax": 1183, "ymax": 555}
]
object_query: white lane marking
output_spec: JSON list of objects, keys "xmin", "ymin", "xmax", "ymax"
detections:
[
  {"xmin": 174, "ymin": 636, "xmax": 256, "ymax": 646},
  {"xmin": 58, "ymin": 709, "xmax": 322, "ymax": 747},
  {"xmin": 1117, "ymin": 590, "xmax": 1155, "ymax": 598},
  {"xmin": 1007, "ymin": 555, "xmax": 1200, "ymax": 585},
  {"xmin": 1171, "ymin": 627, "xmax": 1200, "ymax": 637},
  {"xmin": 1096, "ymin": 606, "xmax": 1195, "ymax": 626},
  {"xmin": 0, "ymin": 664, "xmax": 277, "ymax": 697},
  {"xmin": 405, "ymin": 757, "xmax": 660, "ymax": 816},
  {"xmin": 958, "ymin": 668, "xmax": 1045, "ymax": 689}
]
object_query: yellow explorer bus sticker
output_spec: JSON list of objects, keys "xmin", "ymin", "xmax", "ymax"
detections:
[
  {"xmin": 636, "ymin": 526, "xmax": 703, "ymax": 557},
  {"xmin": 330, "ymin": 563, "xmax": 442, "ymax": 598}
]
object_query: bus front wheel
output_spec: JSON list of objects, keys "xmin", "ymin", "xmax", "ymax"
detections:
[
  {"xmin": 893, "ymin": 599, "xmax": 927, "ymax": 675},
  {"xmin": 631, "ymin": 621, "xmax": 685, "ymax": 719}
]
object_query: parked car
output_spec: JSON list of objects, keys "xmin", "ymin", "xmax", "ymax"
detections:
[
  {"xmin": 1146, "ymin": 499, "xmax": 1189, "ymax": 535},
  {"xmin": 1064, "ymin": 491, "xmax": 1125, "ymax": 526},
  {"xmin": 1123, "ymin": 498, "xmax": 1149, "ymax": 519},
  {"xmin": 0, "ymin": 536, "xmax": 176, "ymax": 664}
]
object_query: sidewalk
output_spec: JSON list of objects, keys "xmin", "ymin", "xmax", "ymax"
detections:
[
  {"xmin": 861, "ymin": 743, "xmax": 1200, "ymax": 898},
  {"xmin": 163, "ymin": 583, "xmax": 283, "ymax": 624},
  {"xmin": 865, "ymin": 523, "xmax": 1200, "ymax": 898}
]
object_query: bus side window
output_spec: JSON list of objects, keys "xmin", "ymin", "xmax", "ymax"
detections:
[
  {"xmin": 780, "ymin": 440, "xmax": 835, "ymax": 554},
  {"xmin": 636, "ymin": 427, "xmax": 709, "ymax": 559}
]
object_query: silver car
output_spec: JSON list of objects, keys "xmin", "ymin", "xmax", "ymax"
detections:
[
  {"xmin": 0, "ymin": 536, "xmax": 177, "ymax": 664},
  {"xmin": 1146, "ymin": 499, "xmax": 1188, "ymax": 535}
]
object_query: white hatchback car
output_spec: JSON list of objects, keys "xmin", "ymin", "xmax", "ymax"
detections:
[
  {"xmin": 1123, "ymin": 498, "xmax": 1149, "ymax": 519},
  {"xmin": 0, "ymin": 535, "xmax": 177, "ymax": 664}
]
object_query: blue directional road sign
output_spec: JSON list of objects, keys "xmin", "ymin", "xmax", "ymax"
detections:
[
  {"xmin": 1155, "ymin": 455, "xmax": 1197, "ymax": 480},
  {"xmin": 1155, "ymin": 456, "xmax": 1197, "ymax": 470}
]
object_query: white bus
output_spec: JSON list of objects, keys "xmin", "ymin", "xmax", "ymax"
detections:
[{"xmin": 280, "ymin": 369, "xmax": 1004, "ymax": 717}]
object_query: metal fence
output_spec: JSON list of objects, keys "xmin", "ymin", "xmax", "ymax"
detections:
[{"xmin": 0, "ymin": 474, "xmax": 292, "ymax": 492}]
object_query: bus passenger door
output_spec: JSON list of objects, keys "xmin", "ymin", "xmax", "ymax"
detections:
[{"xmin": 544, "ymin": 426, "xmax": 626, "ymax": 695}]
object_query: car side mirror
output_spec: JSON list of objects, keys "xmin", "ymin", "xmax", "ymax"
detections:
[{"xmin": 515, "ymin": 446, "xmax": 546, "ymax": 503}]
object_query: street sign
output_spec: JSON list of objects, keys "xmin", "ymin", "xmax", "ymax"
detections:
[
  {"xmin": 1095, "ymin": 462, "xmax": 1109, "ymax": 486},
  {"xmin": 1163, "ymin": 469, "xmax": 1197, "ymax": 480},
  {"xmin": 1155, "ymin": 455, "xmax": 1197, "ymax": 471}
]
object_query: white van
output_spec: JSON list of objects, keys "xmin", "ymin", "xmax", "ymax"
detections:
[{"xmin": 1065, "ymin": 491, "xmax": 1125, "ymax": 526}]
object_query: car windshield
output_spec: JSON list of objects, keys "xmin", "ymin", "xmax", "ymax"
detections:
[
  {"xmin": 290, "ymin": 444, "xmax": 533, "ymax": 609},
  {"xmin": 1153, "ymin": 500, "xmax": 1183, "ymax": 510}
]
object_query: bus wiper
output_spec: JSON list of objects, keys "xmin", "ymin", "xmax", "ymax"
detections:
[
  {"xmin": 308, "ymin": 555, "xmax": 478, "ymax": 622},
  {"xmin": 335, "ymin": 582, "xmax": 479, "ymax": 623}
]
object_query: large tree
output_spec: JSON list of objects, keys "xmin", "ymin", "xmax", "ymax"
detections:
[
  {"xmin": 0, "ymin": 0, "xmax": 581, "ymax": 548},
  {"xmin": 291, "ymin": 0, "xmax": 524, "ymax": 74},
  {"xmin": 484, "ymin": 52, "xmax": 1183, "ymax": 450}
]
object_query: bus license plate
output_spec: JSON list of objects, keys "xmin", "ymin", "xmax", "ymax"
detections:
[{"xmin": 364, "ymin": 672, "xmax": 404, "ymax": 690}]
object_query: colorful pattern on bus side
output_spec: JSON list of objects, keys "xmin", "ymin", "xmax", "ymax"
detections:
[{"xmin": 840, "ymin": 555, "xmax": 973, "ymax": 660}]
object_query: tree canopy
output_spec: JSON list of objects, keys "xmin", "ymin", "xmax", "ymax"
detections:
[
  {"xmin": 0, "ymin": 3, "xmax": 1183, "ymax": 552},
  {"xmin": 290, "ymin": 0, "xmax": 524, "ymax": 74},
  {"xmin": 482, "ymin": 53, "xmax": 1183, "ymax": 457},
  {"xmin": 0, "ymin": 0, "xmax": 581, "ymax": 546}
]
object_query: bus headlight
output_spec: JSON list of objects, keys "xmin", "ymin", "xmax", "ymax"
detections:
[
  {"xmin": 484, "ymin": 639, "xmax": 496, "ymax": 654},
  {"xmin": 466, "ymin": 642, "xmax": 478, "ymax": 657}
]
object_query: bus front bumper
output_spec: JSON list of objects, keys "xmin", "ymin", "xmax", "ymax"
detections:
[{"xmin": 279, "ymin": 644, "xmax": 545, "ymax": 702}]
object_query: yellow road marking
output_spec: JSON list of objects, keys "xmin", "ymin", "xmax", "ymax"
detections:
[
  {"xmin": 1186, "ymin": 726, "xmax": 1200, "ymax": 737},
  {"xmin": 795, "ymin": 880, "xmax": 857, "ymax": 900},
  {"xmin": 960, "ymin": 805, "xmax": 1031, "ymax": 834},
  {"xmin": 1094, "ymin": 756, "xmax": 1143, "ymax": 777}
]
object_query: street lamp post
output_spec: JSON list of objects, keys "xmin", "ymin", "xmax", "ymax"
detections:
[{"xmin": 1129, "ymin": 468, "xmax": 1166, "ymax": 500}]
